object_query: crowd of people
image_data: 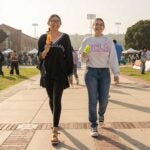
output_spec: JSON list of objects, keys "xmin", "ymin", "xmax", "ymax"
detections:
[
  {"xmin": 0, "ymin": 51, "xmax": 39, "ymax": 76},
  {"xmin": 4, "ymin": 52, "xmax": 38, "ymax": 67}
]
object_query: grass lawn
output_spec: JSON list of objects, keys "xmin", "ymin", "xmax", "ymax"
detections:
[
  {"xmin": 0, "ymin": 67, "xmax": 40, "ymax": 90},
  {"xmin": 120, "ymin": 66, "xmax": 150, "ymax": 82}
]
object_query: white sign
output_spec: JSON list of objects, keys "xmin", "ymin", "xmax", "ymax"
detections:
[{"xmin": 133, "ymin": 60, "xmax": 150, "ymax": 71}]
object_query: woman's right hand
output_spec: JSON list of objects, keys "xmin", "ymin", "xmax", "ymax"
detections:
[
  {"xmin": 41, "ymin": 44, "xmax": 51, "ymax": 59},
  {"xmin": 44, "ymin": 44, "xmax": 51, "ymax": 53}
]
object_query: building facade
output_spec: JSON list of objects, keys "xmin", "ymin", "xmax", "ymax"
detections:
[{"xmin": 0, "ymin": 24, "xmax": 38, "ymax": 53}]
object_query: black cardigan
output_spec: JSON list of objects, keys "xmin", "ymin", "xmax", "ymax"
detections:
[{"xmin": 38, "ymin": 33, "xmax": 73, "ymax": 88}]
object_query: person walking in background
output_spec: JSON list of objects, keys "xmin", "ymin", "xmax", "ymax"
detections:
[
  {"xmin": 113, "ymin": 39, "xmax": 123, "ymax": 65},
  {"xmin": 0, "ymin": 51, "xmax": 4, "ymax": 76},
  {"xmin": 79, "ymin": 18, "xmax": 119, "ymax": 137},
  {"xmin": 69, "ymin": 48, "xmax": 79, "ymax": 86},
  {"xmin": 38, "ymin": 14, "xmax": 73, "ymax": 145},
  {"xmin": 10, "ymin": 50, "xmax": 20, "ymax": 75},
  {"xmin": 7, "ymin": 52, "xmax": 12, "ymax": 68},
  {"xmin": 140, "ymin": 47, "xmax": 147, "ymax": 74}
]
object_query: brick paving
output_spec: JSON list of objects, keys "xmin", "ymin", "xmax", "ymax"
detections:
[
  {"xmin": 0, "ymin": 122, "xmax": 150, "ymax": 131},
  {"xmin": 0, "ymin": 122, "xmax": 150, "ymax": 149}
]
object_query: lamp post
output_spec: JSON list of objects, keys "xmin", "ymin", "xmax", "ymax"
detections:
[
  {"xmin": 32, "ymin": 23, "xmax": 38, "ymax": 38},
  {"xmin": 87, "ymin": 14, "xmax": 96, "ymax": 35},
  {"xmin": 115, "ymin": 22, "xmax": 121, "ymax": 40}
]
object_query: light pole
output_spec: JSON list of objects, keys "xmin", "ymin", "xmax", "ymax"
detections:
[
  {"xmin": 115, "ymin": 22, "xmax": 121, "ymax": 40},
  {"xmin": 87, "ymin": 14, "xmax": 96, "ymax": 35},
  {"xmin": 32, "ymin": 23, "xmax": 38, "ymax": 38}
]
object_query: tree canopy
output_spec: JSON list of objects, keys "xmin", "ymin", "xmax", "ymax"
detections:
[
  {"xmin": 125, "ymin": 20, "xmax": 150, "ymax": 50},
  {"xmin": 0, "ymin": 29, "xmax": 7, "ymax": 43}
]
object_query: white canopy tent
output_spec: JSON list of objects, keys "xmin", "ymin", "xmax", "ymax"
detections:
[
  {"xmin": 122, "ymin": 48, "xmax": 139, "ymax": 54},
  {"xmin": 27, "ymin": 48, "xmax": 38, "ymax": 55},
  {"xmin": 2, "ymin": 49, "xmax": 13, "ymax": 54}
]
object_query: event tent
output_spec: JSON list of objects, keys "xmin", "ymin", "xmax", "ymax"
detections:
[
  {"xmin": 2, "ymin": 49, "xmax": 13, "ymax": 54},
  {"xmin": 122, "ymin": 48, "xmax": 139, "ymax": 54},
  {"xmin": 27, "ymin": 48, "xmax": 38, "ymax": 54}
]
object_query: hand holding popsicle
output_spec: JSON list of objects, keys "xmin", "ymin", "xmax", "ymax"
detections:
[
  {"xmin": 82, "ymin": 45, "xmax": 90, "ymax": 58},
  {"xmin": 46, "ymin": 32, "xmax": 52, "ymax": 45},
  {"xmin": 41, "ymin": 32, "xmax": 52, "ymax": 59},
  {"xmin": 83, "ymin": 45, "xmax": 90, "ymax": 53}
]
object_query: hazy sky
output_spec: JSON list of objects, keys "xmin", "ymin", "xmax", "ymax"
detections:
[{"xmin": 0, "ymin": 0, "xmax": 150, "ymax": 37}]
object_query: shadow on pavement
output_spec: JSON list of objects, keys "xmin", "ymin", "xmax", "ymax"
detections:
[
  {"xmin": 104, "ymin": 128, "xmax": 150, "ymax": 150},
  {"xmin": 52, "ymin": 142, "xmax": 78, "ymax": 150},
  {"xmin": 110, "ymin": 89, "xmax": 131, "ymax": 95},
  {"xmin": 110, "ymin": 99, "xmax": 150, "ymax": 113},
  {"xmin": 95, "ymin": 130, "xmax": 133, "ymax": 150},
  {"xmin": 3, "ymin": 76, "xmax": 16, "ymax": 80},
  {"xmin": 116, "ymin": 83, "xmax": 150, "ymax": 92},
  {"xmin": 56, "ymin": 128, "xmax": 89, "ymax": 150}
]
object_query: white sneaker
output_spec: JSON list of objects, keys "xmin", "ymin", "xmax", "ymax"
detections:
[{"xmin": 90, "ymin": 127, "xmax": 99, "ymax": 137}]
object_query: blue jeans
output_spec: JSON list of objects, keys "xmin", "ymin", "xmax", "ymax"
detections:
[{"xmin": 85, "ymin": 67, "xmax": 111, "ymax": 127}]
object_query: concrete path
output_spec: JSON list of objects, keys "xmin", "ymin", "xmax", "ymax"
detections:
[{"xmin": 0, "ymin": 68, "xmax": 150, "ymax": 150}]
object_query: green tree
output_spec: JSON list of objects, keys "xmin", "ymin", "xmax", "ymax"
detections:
[
  {"xmin": 125, "ymin": 20, "xmax": 150, "ymax": 50},
  {"xmin": 0, "ymin": 29, "xmax": 7, "ymax": 43}
]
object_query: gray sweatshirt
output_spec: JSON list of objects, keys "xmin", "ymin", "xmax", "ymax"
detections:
[{"xmin": 79, "ymin": 35, "xmax": 119, "ymax": 76}]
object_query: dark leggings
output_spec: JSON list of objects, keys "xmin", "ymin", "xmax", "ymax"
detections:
[
  {"xmin": 45, "ymin": 79, "xmax": 64, "ymax": 127},
  {"xmin": 10, "ymin": 61, "xmax": 19, "ymax": 75}
]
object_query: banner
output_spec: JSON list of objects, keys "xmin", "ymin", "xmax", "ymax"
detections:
[
  {"xmin": 133, "ymin": 60, "xmax": 150, "ymax": 71},
  {"xmin": 145, "ymin": 60, "xmax": 150, "ymax": 71},
  {"xmin": 133, "ymin": 60, "xmax": 141, "ymax": 70}
]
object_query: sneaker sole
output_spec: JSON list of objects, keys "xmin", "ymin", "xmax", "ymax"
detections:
[
  {"xmin": 51, "ymin": 141, "xmax": 59, "ymax": 145},
  {"xmin": 91, "ymin": 132, "xmax": 99, "ymax": 137}
]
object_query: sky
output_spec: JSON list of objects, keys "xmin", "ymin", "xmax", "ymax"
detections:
[{"xmin": 0, "ymin": 0, "xmax": 150, "ymax": 37}]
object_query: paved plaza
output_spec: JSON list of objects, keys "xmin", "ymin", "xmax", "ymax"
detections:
[{"xmin": 0, "ymin": 68, "xmax": 150, "ymax": 150}]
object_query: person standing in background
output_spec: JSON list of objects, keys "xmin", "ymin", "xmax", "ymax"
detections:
[
  {"xmin": 79, "ymin": 18, "xmax": 119, "ymax": 137},
  {"xmin": 0, "ymin": 51, "xmax": 4, "ymax": 76},
  {"xmin": 140, "ymin": 47, "xmax": 147, "ymax": 74},
  {"xmin": 10, "ymin": 50, "xmax": 20, "ymax": 75},
  {"xmin": 113, "ymin": 39, "xmax": 123, "ymax": 65},
  {"xmin": 69, "ymin": 48, "xmax": 79, "ymax": 86}
]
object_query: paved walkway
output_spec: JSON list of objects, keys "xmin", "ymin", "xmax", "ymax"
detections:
[{"xmin": 0, "ymin": 68, "xmax": 150, "ymax": 150}]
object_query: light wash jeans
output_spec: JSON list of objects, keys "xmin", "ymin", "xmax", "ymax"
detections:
[{"xmin": 85, "ymin": 67, "xmax": 111, "ymax": 127}]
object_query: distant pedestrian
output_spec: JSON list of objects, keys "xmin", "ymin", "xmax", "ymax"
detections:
[
  {"xmin": 140, "ymin": 47, "xmax": 147, "ymax": 74},
  {"xmin": 7, "ymin": 52, "xmax": 12, "ymax": 68},
  {"xmin": 10, "ymin": 50, "xmax": 20, "ymax": 75},
  {"xmin": 113, "ymin": 39, "xmax": 123, "ymax": 65},
  {"xmin": 0, "ymin": 51, "xmax": 4, "ymax": 76},
  {"xmin": 69, "ymin": 48, "xmax": 79, "ymax": 86},
  {"xmin": 79, "ymin": 18, "xmax": 119, "ymax": 137}
]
